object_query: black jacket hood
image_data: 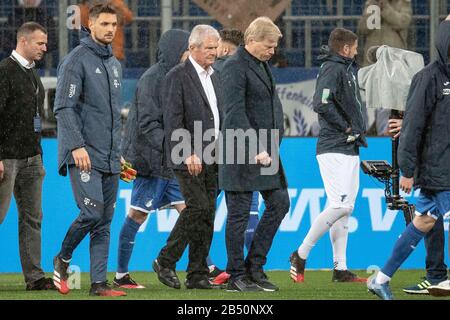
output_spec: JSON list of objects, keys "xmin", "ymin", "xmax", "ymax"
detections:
[
  {"xmin": 157, "ymin": 29, "xmax": 190, "ymax": 74},
  {"xmin": 80, "ymin": 27, "xmax": 113, "ymax": 59},
  {"xmin": 317, "ymin": 45, "xmax": 356, "ymax": 66},
  {"xmin": 435, "ymin": 20, "xmax": 450, "ymax": 77}
]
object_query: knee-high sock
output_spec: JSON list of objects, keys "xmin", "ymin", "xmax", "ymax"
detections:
[
  {"xmin": 117, "ymin": 216, "xmax": 141, "ymax": 274},
  {"xmin": 298, "ymin": 207, "xmax": 351, "ymax": 260},
  {"xmin": 245, "ymin": 212, "xmax": 260, "ymax": 251},
  {"xmin": 330, "ymin": 215, "xmax": 349, "ymax": 270},
  {"xmin": 380, "ymin": 222, "xmax": 426, "ymax": 281}
]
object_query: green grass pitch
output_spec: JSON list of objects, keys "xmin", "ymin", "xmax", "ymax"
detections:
[{"xmin": 0, "ymin": 270, "xmax": 449, "ymax": 300}]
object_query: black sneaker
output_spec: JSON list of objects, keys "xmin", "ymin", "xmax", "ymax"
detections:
[
  {"xmin": 226, "ymin": 277, "xmax": 263, "ymax": 292},
  {"xmin": 289, "ymin": 250, "xmax": 306, "ymax": 283},
  {"xmin": 152, "ymin": 259, "xmax": 181, "ymax": 289},
  {"xmin": 89, "ymin": 281, "xmax": 127, "ymax": 297},
  {"xmin": 403, "ymin": 277, "xmax": 433, "ymax": 294},
  {"xmin": 185, "ymin": 277, "xmax": 224, "ymax": 289},
  {"xmin": 251, "ymin": 272, "xmax": 279, "ymax": 292},
  {"xmin": 53, "ymin": 256, "xmax": 70, "ymax": 294},
  {"xmin": 332, "ymin": 269, "xmax": 367, "ymax": 283},
  {"xmin": 113, "ymin": 274, "xmax": 145, "ymax": 289},
  {"xmin": 26, "ymin": 277, "xmax": 57, "ymax": 291}
]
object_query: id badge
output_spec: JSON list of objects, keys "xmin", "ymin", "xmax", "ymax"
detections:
[{"xmin": 33, "ymin": 115, "xmax": 42, "ymax": 133}]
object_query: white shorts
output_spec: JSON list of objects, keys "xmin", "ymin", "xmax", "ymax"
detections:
[{"xmin": 316, "ymin": 153, "xmax": 360, "ymax": 209}]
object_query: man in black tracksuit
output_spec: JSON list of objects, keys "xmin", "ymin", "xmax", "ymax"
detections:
[
  {"xmin": 290, "ymin": 28, "xmax": 367, "ymax": 284},
  {"xmin": 52, "ymin": 4, "xmax": 125, "ymax": 297},
  {"xmin": 368, "ymin": 17, "xmax": 450, "ymax": 300}
]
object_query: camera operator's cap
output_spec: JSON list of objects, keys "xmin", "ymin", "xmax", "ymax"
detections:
[{"xmin": 366, "ymin": 45, "xmax": 380, "ymax": 65}]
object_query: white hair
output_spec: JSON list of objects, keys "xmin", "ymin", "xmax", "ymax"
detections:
[{"xmin": 189, "ymin": 25, "xmax": 220, "ymax": 47}]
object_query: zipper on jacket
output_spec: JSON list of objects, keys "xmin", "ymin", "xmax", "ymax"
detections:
[
  {"xmin": 102, "ymin": 59, "xmax": 115, "ymax": 171},
  {"xmin": 347, "ymin": 63, "xmax": 365, "ymax": 129}
]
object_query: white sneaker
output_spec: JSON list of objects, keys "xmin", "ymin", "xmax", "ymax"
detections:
[{"xmin": 427, "ymin": 279, "xmax": 450, "ymax": 297}]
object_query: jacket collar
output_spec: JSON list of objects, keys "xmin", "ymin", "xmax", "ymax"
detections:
[
  {"xmin": 189, "ymin": 55, "xmax": 215, "ymax": 77},
  {"xmin": 238, "ymin": 46, "xmax": 273, "ymax": 92},
  {"xmin": 185, "ymin": 58, "xmax": 214, "ymax": 109},
  {"xmin": 318, "ymin": 51, "xmax": 356, "ymax": 68},
  {"xmin": 11, "ymin": 50, "xmax": 35, "ymax": 69},
  {"xmin": 80, "ymin": 36, "xmax": 113, "ymax": 59}
]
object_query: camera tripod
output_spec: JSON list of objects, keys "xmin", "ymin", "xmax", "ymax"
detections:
[{"xmin": 361, "ymin": 110, "xmax": 415, "ymax": 226}]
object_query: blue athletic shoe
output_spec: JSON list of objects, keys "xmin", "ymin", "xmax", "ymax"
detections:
[{"xmin": 367, "ymin": 275, "xmax": 394, "ymax": 300}]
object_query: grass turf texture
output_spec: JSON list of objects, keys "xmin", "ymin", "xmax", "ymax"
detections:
[{"xmin": 0, "ymin": 270, "xmax": 449, "ymax": 300}]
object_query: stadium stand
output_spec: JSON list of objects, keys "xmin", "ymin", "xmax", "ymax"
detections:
[{"xmin": 0, "ymin": 1, "xmax": 445, "ymax": 69}]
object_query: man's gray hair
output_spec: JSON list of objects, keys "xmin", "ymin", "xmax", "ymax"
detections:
[{"xmin": 189, "ymin": 25, "xmax": 219, "ymax": 47}]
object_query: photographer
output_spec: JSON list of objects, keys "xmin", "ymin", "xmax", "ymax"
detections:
[{"xmin": 367, "ymin": 17, "xmax": 450, "ymax": 299}]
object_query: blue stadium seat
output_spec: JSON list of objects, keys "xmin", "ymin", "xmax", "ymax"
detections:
[
  {"xmin": 0, "ymin": 0, "xmax": 14, "ymax": 16},
  {"xmin": 283, "ymin": 49, "xmax": 305, "ymax": 67},
  {"xmin": 137, "ymin": 0, "xmax": 160, "ymax": 16},
  {"xmin": 125, "ymin": 51, "xmax": 150, "ymax": 69}
]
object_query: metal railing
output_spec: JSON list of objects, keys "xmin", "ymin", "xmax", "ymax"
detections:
[{"xmin": 0, "ymin": 0, "xmax": 445, "ymax": 68}]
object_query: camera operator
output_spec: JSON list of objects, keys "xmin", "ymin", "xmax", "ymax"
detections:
[
  {"xmin": 358, "ymin": 0, "xmax": 412, "ymax": 136},
  {"xmin": 367, "ymin": 16, "xmax": 450, "ymax": 299}
]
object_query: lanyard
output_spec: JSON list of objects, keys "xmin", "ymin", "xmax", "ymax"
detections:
[{"xmin": 9, "ymin": 55, "xmax": 40, "ymax": 117}]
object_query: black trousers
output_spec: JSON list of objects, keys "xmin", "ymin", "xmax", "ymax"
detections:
[
  {"xmin": 424, "ymin": 214, "xmax": 448, "ymax": 282},
  {"xmin": 157, "ymin": 165, "xmax": 217, "ymax": 280},
  {"xmin": 225, "ymin": 188, "xmax": 290, "ymax": 280}
]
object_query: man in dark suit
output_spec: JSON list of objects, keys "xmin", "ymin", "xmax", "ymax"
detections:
[
  {"xmin": 160, "ymin": 24, "xmax": 222, "ymax": 289},
  {"xmin": 219, "ymin": 17, "xmax": 290, "ymax": 292}
]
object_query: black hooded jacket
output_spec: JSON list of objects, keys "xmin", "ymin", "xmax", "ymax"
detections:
[
  {"xmin": 398, "ymin": 20, "xmax": 450, "ymax": 190},
  {"xmin": 313, "ymin": 47, "xmax": 367, "ymax": 156},
  {"xmin": 122, "ymin": 29, "xmax": 189, "ymax": 178}
]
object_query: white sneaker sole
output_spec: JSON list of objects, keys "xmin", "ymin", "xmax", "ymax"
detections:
[
  {"xmin": 427, "ymin": 287, "xmax": 450, "ymax": 297},
  {"xmin": 403, "ymin": 289, "xmax": 429, "ymax": 295}
]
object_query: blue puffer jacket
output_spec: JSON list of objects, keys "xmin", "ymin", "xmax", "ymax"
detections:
[
  {"xmin": 121, "ymin": 29, "xmax": 189, "ymax": 179},
  {"xmin": 54, "ymin": 34, "xmax": 122, "ymax": 176}
]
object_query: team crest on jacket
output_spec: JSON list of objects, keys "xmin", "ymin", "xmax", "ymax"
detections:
[
  {"xmin": 113, "ymin": 66, "xmax": 119, "ymax": 78},
  {"xmin": 80, "ymin": 171, "xmax": 90, "ymax": 183}
]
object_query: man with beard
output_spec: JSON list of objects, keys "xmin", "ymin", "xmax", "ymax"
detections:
[{"xmin": 52, "ymin": 3, "xmax": 125, "ymax": 297}]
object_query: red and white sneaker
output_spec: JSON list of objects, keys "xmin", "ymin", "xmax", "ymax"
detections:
[
  {"xmin": 53, "ymin": 256, "xmax": 70, "ymax": 295},
  {"xmin": 112, "ymin": 274, "xmax": 145, "ymax": 289},
  {"xmin": 289, "ymin": 250, "xmax": 306, "ymax": 283},
  {"xmin": 208, "ymin": 266, "xmax": 230, "ymax": 285},
  {"xmin": 211, "ymin": 271, "xmax": 231, "ymax": 285},
  {"xmin": 90, "ymin": 282, "xmax": 127, "ymax": 297}
]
